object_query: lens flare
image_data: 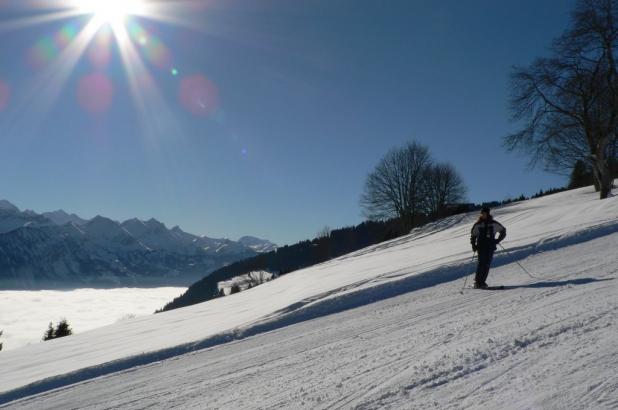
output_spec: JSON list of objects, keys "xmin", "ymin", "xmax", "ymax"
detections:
[
  {"xmin": 88, "ymin": 27, "xmax": 113, "ymax": 68},
  {"xmin": 127, "ymin": 21, "xmax": 171, "ymax": 69},
  {"xmin": 77, "ymin": 73, "xmax": 114, "ymax": 114},
  {"xmin": 143, "ymin": 35, "xmax": 171, "ymax": 69},
  {"xmin": 55, "ymin": 23, "xmax": 78, "ymax": 48},
  {"xmin": 4, "ymin": 0, "xmax": 223, "ymax": 138},
  {"xmin": 128, "ymin": 20, "xmax": 147, "ymax": 41},
  {"xmin": 28, "ymin": 23, "xmax": 81, "ymax": 70},
  {"xmin": 28, "ymin": 36, "xmax": 59, "ymax": 69},
  {"xmin": 179, "ymin": 74, "xmax": 219, "ymax": 117}
]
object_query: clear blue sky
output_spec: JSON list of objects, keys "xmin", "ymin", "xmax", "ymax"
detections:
[{"xmin": 0, "ymin": 0, "xmax": 574, "ymax": 245}]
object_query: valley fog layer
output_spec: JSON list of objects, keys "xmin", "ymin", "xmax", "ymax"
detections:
[{"xmin": 0, "ymin": 287, "xmax": 186, "ymax": 351}]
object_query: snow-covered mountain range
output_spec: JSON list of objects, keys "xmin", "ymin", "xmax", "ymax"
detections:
[
  {"xmin": 0, "ymin": 201, "xmax": 276, "ymax": 288},
  {"xmin": 0, "ymin": 184, "xmax": 616, "ymax": 409},
  {"xmin": 237, "ymin": 235, "xmax": 278, "ymax": 253}
]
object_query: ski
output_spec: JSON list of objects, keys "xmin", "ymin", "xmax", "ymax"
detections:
[{"xmin": 467, "ymin": 285, "xmax": 505, "ymax": 290}]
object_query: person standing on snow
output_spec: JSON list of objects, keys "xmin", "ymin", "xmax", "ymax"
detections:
[{"xmin": 470, "ymin": 206, "xmax": 506, "ymax": 288}]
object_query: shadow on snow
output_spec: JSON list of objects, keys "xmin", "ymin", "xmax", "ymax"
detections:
[
  {"xmin": 1, "ymin": 218, "xmax": 617, "ymax": 407},
  {"xmin": 502, "ymin": 277, "xmax": 613, "ymax": 290}
]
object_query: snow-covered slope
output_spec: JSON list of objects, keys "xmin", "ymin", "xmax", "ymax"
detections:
[
  {"xmin": 0, "ymin": 185, "xmax": 617, "ymax": 409},
  {"xmin": 238, "ymin": 235, "xmax": 278, "ymax": 253}
]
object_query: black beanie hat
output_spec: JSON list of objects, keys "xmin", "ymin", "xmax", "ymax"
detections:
[{"xmin": 481, "ymin": 206, "xmax": 491, "ymax": 214}]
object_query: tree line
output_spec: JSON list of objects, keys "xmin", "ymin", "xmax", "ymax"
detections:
[{"xmin": 158, "ymin": 217, "xmax": 409, "ymax": 312}]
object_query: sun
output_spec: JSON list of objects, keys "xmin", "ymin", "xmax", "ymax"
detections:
[{"xmin": 78, "ymin": 0, "xmax": 145, "ymax": 26}]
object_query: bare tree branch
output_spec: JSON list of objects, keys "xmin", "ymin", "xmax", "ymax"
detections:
[{"xmin": 505, "ymin": 0, "xmax": 617, "ymax": 198}]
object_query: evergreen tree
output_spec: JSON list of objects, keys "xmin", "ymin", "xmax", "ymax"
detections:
[
  {"xmin": 43, "ymin": 322, "xmax": 55, "ymax": 341},
  {"xmin": 54, "ymin": 319, "xmax": 73, "ymax": 338},
  {"xmin": 42, "ymin": 319, "xmax": 73, "ymax": 341}
]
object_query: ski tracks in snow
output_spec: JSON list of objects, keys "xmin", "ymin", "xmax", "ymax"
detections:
[{"xmin": 3, "ymin": 231, "xmax": 617, "ymax": 410}]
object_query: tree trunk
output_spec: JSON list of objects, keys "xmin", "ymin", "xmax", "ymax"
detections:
[
  {"xmin": 598, "ymin": 164, "xmax": 614, "ymax": 198},
  {"xmin": 592, "ymin": 165, "xmax": 601, "ymax": 192},
  {"xmin": 595, "ymin": 148, "xmax": 614, "ymax": 199}
]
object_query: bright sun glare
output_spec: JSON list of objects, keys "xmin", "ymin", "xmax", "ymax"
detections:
[
  {"xmin": 0, "ymin": 0, "xmax": 219, "ymax": 125},
  {"xmin": 79, "ymin": 0, "xmax": 145, "ymax": 26}
]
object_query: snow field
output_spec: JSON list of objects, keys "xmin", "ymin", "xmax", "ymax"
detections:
[
  {"xmin": 4, "ymin": 232, "xmax": 617, "ymax": 409},
  {"xmin": 0, "ymin": 184, "xmax": 617, "ymax": 408}
]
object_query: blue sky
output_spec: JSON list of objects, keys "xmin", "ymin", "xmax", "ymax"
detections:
[{"xmin": 0, "ymin": 0, "xmax": 575, "ymax": 245}]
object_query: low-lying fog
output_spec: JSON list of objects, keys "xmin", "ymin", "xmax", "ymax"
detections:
[{"xmin": 0, "ymin": 287, "xmax": 186, "ymax": 351}]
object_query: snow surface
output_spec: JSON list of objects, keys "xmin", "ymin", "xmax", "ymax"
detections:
[{"xmin": 0, "ymin": 185, "xmax": 617, "ymax": 409}]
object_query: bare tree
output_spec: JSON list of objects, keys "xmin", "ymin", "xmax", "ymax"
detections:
[
  {"xmin": 506, "ymin": 0, "xmax": 617, "ymax": 199},
  {"xmin": 424, "ymin": 163, "xmax": 467, "ymax": 218},
  {"xmin": 361, "ymin": 141, "xmax": 432, "ymax": 229}
]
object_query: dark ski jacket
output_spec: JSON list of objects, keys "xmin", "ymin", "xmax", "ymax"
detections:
[{"xmin": 470, "ymin": 217, "xmax": 506, "ymax": 251}]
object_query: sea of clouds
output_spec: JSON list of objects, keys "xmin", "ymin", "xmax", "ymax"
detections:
[{"xmin": 0, "ymin": 287, "xmax": 186, "ymax": 351}]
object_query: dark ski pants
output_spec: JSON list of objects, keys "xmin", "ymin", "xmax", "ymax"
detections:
[{"xmin": 475, "ymin": 248, "xmax": 494, "ymax": 285}]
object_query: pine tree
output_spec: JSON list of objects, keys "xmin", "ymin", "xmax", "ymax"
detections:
[
  {"xmin": 43, "ymin": 322, "xmax": 55, "ymax": 341},
  {"xmin": 54, "ymin": 319, "xmax": 73, "ymax": 338}
]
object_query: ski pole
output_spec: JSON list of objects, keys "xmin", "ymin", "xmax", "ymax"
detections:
[
  {"xmin": 460, "ymin": 251, "xmax": 476, "ymax": 294},
  {"xmin": 498, "ymin": 243, "xmax": 541, "ymax": 280}
]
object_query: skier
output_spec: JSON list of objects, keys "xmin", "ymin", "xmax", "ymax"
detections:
[{"xmin": 470, "ymin": 206, "xmax": 506, "ymax": 288}]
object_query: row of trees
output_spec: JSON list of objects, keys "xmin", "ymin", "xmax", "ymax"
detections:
[
  {"xmin": 360, "ymin": 141, "xmax": 467, "ymax": 230},
  {"xmin": 0, "ymin": 321, "xmax": 73, "ymax": 352},
  {"xmin": 507, "ymin": 0, "xmax": 618, "ymax": 199},
  {"xmin": 160, "ymin": 217, "xmax": 409, "ymax": 312},
  {"xmin": 43, "ymin": 319, "xmax": 72, "ymax": 341}
]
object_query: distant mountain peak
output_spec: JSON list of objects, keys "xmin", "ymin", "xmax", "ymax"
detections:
[
  {"xmin": 42, "ymin": 209, "xmax": 87, "ymax": 226},
  {"xmin": 122, "ymin": 217, "xmax": 145, "ymax": 226},
  {"xmin": 0, "ymin": 200, "xmax": 19, "ymax": 213},
  {"xmin": 89, "ymin": 215, "xmax": 114, "ymax": 224},
  {"xmin": 238, "ymin": 236, "xmax": 278, "ymax": 253},
  {"xmin": 140, "ymin": 218, "xmax": 166, "ymax": 235},
  {"xmin": 85, "ymin": 216, "xmax": 125, "ymax": 236}
]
